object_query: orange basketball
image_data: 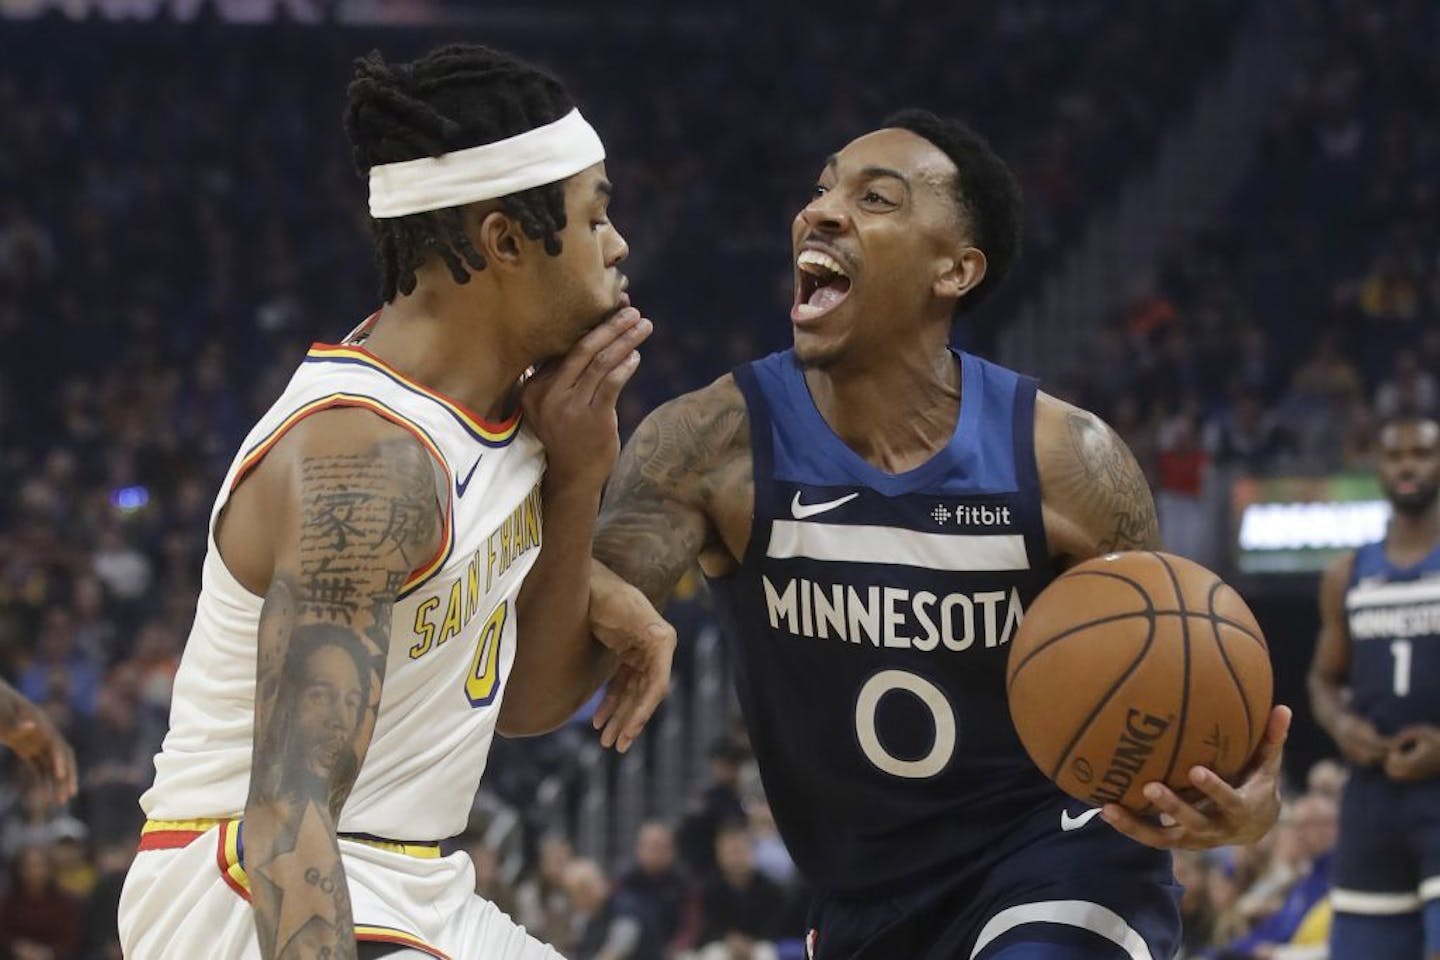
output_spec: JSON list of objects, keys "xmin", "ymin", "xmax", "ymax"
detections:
[{"xmin": 1006, "ymin": 551, "xmax": 1272, "ymax": 813}]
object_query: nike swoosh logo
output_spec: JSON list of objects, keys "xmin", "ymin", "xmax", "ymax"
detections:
[
  {"xmin": 455, "ymin": 454, "xmax": 483, "ymax": 498},
  {"xmin": 791, "ymin": 491, "xmax": 859, "ymax": 520},
  {"xmin": 1060, "ymin": 807, "xmax": 1102, "ymax": 832}
]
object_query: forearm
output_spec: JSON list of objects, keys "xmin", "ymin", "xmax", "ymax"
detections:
[
  {"xmin": 503, "ymin": 478, "xmax": 613, "ymax": 735},
  {"xmin": 1308, "ymin": 672, "xmax": 1352, "ymax": 740},
  {"xmin": 0, "ymin": 680, "xmax": 24, "ymax": 742},
  {"xmin": 243, "ymin": 795, "xmax": 355, "ymax": 960}
]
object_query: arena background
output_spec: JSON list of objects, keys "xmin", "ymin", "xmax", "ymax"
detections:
[{"xmin": 0, "ymin": 0, "xmax": 1435, "ymax": 956}]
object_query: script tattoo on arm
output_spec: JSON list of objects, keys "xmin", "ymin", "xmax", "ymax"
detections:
[
  {"xmin": 596, "ymin": 378, "xmax": 748, "ymax": 607},
  {"xmin": 245, "ymin": 435, "xmax": 439, "ymax": 960},
  {"xmin": 1043, "ymin": 408, "xmax": 1161, "ymax": 563}
]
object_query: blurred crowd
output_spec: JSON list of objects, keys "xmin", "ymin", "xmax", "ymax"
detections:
[
  {"xmin": 1059, "ymin": 0, "xmax": 1440, "ymax": 566},
  {"xmin": 0, "ymin": 0, "xmax": 1436, "ymax": 958}
]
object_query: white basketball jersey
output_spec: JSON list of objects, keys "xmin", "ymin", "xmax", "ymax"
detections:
[{"xmin": 142, "ymin": 332, "xmax": 546, "ymax": 841}]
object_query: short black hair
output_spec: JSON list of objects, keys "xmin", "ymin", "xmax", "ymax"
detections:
[
  {"xmin": 344, "ymin": 44, "xmax": 576, "ymax": 301},
  {"xmin": 882, "ymin": 108, "xmax": 1023, "ymax": 312}
]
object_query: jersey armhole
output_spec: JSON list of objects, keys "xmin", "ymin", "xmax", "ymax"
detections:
[
  {"xmin": 1012, "ymin": 375, "xmax": 1056, "ymax": 580},
  {"xmin": 222, "ymin": 393, "xmax": 454, "ymax": 597},
  {"xmin": 730, "ymin": 364, "xmax": 776, "ymax": 573}
]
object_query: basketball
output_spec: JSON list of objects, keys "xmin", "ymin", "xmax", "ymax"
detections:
[{"xmin": 1007, "ymin": 551, "xmax": 1273, "ymax": 813}]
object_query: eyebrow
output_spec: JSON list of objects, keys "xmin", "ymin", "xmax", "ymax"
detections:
[
  {"xmin": 823, "ymin": 155, "xmax": 911, "ymax": 190},
  {"xmin": 595, "ymin": 180, "xmax": 613, "ymax": 199}
]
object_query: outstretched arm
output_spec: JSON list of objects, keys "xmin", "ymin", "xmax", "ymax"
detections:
[
  {"xmin": 240, "ymin": 411, "xmax": 442, "ymax": 960},
  {"xmin": 586, "ymin": 376, "xmax": 749, "ymax": 749},
  {"xmin": 1034, "ymin": 392, "xmax": 1288, "ymax": 850}
]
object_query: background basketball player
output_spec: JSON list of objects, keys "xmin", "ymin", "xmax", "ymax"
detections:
[
  {"xmin": 118, "ymin": 44, "xmax": 671, "ymax": 960},
  {"xmin": 1311, "ymin": 413, "xmax": 1440, "ymax": 960},
  {"xmin": 587, "ymin": 110, "xmax": 1289, "ymax": 958}
]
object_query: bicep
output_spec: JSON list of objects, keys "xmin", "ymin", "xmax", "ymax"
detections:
[
  {"xmin": 596, "ymin": 411, "xmax": 713, "ymax": 607},
  {"xmin": 249, "ymin": 420, "xmax": 443, "ymax": 813},
  {"xmin": 595, "ymin": 380, "xmax": 746, "ymax": 606},
  {"xmin": 1038, "ymin": 399, "xmax": 1161, "ymax": 567}
]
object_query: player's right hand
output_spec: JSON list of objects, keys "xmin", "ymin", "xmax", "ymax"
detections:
[
  {"xmin": 588, "ymin": 561, "xmax": 676, "ymax": 753},
  {"xmin": 520, "ymin": 307, "xmax": 652, "ymax": 490},
  {"xmin": 1334, "ymin": 712, "xmax": 1390, "ymax": 767},
  {"xmin": 0, "ymin": 686, "xmax": 79, "ymax": 806}
]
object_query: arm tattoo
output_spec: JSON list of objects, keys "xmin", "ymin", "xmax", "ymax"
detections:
[
  {"xmin": 1054, "ymin": 412, "xmax": 1160, "ymax": 554},
  {"xmin": 596, "ymin": 381, "xmax": 748, "ymax": 605},
  {"xmin": 247, "ymin": 437, "xmax": 438, "ymax": 960}
]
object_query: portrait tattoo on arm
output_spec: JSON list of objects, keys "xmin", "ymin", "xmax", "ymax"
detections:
[{"xmin": 246, "ymin": 436, "xmax": 439, "ymax": 960}]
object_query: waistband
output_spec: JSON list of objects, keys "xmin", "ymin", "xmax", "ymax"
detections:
[{"xmin": 138, "ymin": 818, "xmax": 443, "ymax": 859}]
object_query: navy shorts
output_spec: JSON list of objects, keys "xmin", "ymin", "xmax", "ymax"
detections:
[
  {"xmin": 1332, "ymin": 769, "xmax": 1440, "ymax": 915},
  {"xmin": 805, "ymin": 799, "xmax": 1181, "ymax": 960}
]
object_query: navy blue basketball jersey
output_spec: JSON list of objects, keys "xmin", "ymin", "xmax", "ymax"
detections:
[
  {"xmin": 709, "ymin": 349, "xmax": 1064, "ymax": 896},
  {"xmin": 1345, "ymin": 540, "xmax": 1440, "ymax": 735}
]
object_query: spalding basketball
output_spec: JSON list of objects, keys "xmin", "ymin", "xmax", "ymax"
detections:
[{"xmin": 1006, "ymin": 551, "xmax": 1272, "ymax": 813}]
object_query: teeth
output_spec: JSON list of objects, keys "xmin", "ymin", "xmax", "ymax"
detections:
[{"xmin": 797, "ymin": 249, "xmax": 849, "ymax": 278}]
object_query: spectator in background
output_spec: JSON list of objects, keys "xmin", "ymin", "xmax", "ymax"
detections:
[
  {"xmin": 678, "ymin": 739, "xmax": 747, "ymax": 878},
  {"xmin": 746, "ymin": 801, "xmax": 796, "ymax": 889},
  {"xmin": 1155, "ymin": 398, "xmax": 1213, "ymax": 564},
  {"xmin": 16, "ymin": 608, "xmax": 100, "ymax": 718},
  {"xmin": 1205, "ymin": 387, "xmax": 1291, "ymax": 474},
  {"xmin": 565, "ymin": 857, "xmax": 658, "ymax": 960},
  {"xmin": 48, "ymin": 818, "xmax": 94, "ymax": 899},
  {"xmin": 74, "ymin": 665, "xmax": 160, "ymax": 842},
  {"xmin": 1303, "ymin": 758, "xmax": 1346, "ymax": 805},
  {"xmin": 1175, "ymin": 851, "xmax": 1217, "ymax": 959},
  {"xmin": 0, "ymin": 845, "xmax": 82, "ymax": 960},
  {"xmin": 695, "ymin": 820, "xmax": 786, "ymax": 960},
  {"xmin": 82, "ymin": 841, "xmax": 135, "ymax": 960},
  {"xmin": 126, "ymin": 619, "xmax": 180, "ymax": 714},
  {"xmin": 515, "ymin": 833, "xmax": 578, "ymax": 955},
  {"xmin": 1216, "ymin": 795, "xmax": 1337, "ymax": 960},
  {"xmin": 1373, "ymin": 350, "xmax": 1438, "ymax": 419},
  {"xmin": 617, "ymin": 821, "xmax": 690, "ymax": 956},
  {"xmin": 465, "ymin": 839, "xmax": 519, "ymax": 919}
]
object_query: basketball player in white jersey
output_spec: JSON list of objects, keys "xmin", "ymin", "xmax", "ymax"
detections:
[{"xmin": 118, "ymin": 44, "xmax": 673, "ymax": 960}]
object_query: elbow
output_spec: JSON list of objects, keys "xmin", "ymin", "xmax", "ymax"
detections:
[{"xmin": 496, "ymin": 689, "xmax": 591, "ymax": 739}]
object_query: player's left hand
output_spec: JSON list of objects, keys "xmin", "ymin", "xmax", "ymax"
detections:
[
  {"xmin": 588, "ymin": 562, "xmax": 676, "ymax": 753},
  {"xmin": 1101, "ymin": 705, "xmax": 1291, "ymax": 850},
  {"xmin": 521, "ymin": 307, "xmax": 652, "ymax": 489},
  {"xmin": 1384, "ymin": 724, "xmax": 1440, "ymax": 782},
  {"xmin": 0, "ymin": 689, "xmax": 79, "ymax": 806}
]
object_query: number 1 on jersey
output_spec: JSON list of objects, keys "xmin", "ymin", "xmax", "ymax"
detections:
[
  {"xmin": 1392, "ymin": 639, "xmax": 1413, "ymax": 697},
  {"xmin": 466, "ymin": 601, "xmax": 507, "ymax": 707}
]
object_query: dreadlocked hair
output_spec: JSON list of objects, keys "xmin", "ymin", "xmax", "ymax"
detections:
[{"xmin": 344, "ymin": 43, "xmax": 575, "ymax": 301}]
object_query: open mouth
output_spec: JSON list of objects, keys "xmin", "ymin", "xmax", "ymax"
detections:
[{"xmin": 793, "ymin": 248, "xmax": 853, "ymax": 322}]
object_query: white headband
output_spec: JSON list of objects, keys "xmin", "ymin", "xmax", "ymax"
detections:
[{"xmin": 367, "ymin": 108, "xmax": 606, "ymax": 219}]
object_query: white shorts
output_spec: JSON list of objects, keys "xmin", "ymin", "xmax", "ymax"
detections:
[{"xmin": 118, "ymin": 820, "xmax": 559, "ymax": 960}]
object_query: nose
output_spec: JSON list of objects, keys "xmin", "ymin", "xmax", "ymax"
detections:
[
  {"xmin": 607, "ymin": 226, "xmax": 629, "ymax": 266},
  {"xmin": 799, "ymin": 193, "xmax": 852, "ymax": 234}
]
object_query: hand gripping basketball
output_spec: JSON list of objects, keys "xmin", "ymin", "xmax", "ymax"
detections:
[{"xmin": 1007, "ymin": 551, "xmax": 1288, "ymax": 850}]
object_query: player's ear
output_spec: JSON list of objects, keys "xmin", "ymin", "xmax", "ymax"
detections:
[
  {"xmin": 476, "ymin": 208, "xmax": 524, "ymax": 270},
  {"xmin": 933, "ymin": 245, "xmax": 986, "ymax": 301}
]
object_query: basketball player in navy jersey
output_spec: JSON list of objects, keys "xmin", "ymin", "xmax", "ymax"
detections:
[
  {"xmin": 587, "ymin": 110, "xmax": 1289, "ymax": 959},
  {"xmin": 1311, "ymin": 413, "xmax": 1440, "ymax": 960}
]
